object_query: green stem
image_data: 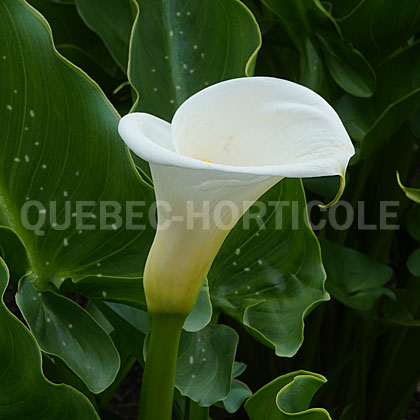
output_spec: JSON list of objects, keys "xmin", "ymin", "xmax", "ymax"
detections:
[
  {"xmin": 138, "ymin": 313, "xmax": 186, "ymax": 420},
  {"xmin": 186, "ymin": 399, "xmax": 209, "ymax": 420}
]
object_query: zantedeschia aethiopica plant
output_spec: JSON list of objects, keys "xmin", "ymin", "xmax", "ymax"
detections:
[{"xmin": 118, "ymin": 76, "xmax": 355, "ymax": 420}]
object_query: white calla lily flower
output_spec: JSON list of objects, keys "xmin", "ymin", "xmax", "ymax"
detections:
[{"xmin": 119, "ymin": 77, "xmax": 354, "ymax": 316}]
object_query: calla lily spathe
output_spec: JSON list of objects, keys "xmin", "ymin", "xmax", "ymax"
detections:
[{"xmin": 119, "ymin": 77, "xmax": 354, "ymax": 316}]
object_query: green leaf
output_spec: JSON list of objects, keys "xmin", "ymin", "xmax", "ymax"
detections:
[
  {"xmin": 74, "ymin": 0, "xmax": 135, "ymax": 72},
  {"xmin": 245, "ymin": 370, "xmax": 331, "ymax": 419},
  {"xmin": 28, "ymin": 0, "xmax": 123, "ymax": 82},
  {"xmin": 0, "ymin": 258, "xmax": 99, "ymax": 419},
  {"xmin": 336, "ymin": 0, "xmax": 420, "ymax": 60},
  {"xmin": 222, "ymin": 379, "xmax": 252, "ymax": 414},
  {"xmin": 183, "ymin": 279, "xmax": 212, "ymax": 333},
  {"xmin": 320, "ymin": 238, "xmax": 394, "ymax": 310},
  {"xmin": 128, "ymin": 0, "xmax": 262, "ymax": 121},
  {"xmin": 317, "ymin": 33, "xmax": 376, "ymax": 98},
  {"xmin": 175, "ymin": 324, "xmax": 238, "ymax": 407},
  {"xmin": 0, "ymin": 0, "xmax": 154, "ymax": 299},
  {"xmin": 396, "ymin": 172, "xmax": 420, "ymax": 204},
  {"xmin": 0, "ymin": 227, "xmax": 29, "ymax": 282},
  {"xmin": 97, "ymin": 300, "xmax": 239, "ymax": 407},
  {"xmin": 408, "ymin": 248, "xmax": 420, "ymax": 277},
  {"xmin": 336, "ymin": 41, "xmax": 420, "ymax": 158},
  {"xmin": 263, "ymin": 0, "xmax": 375, "ymax": 96},
  {"xmin": 16, "ymin": 278, "xmax": 120, "ymax": 393},
  {"xmin": 209, "ymin": 179, "xmax": 329, "ymax": 357},
  {"xmin": 384, "ymin": 289, "xmax": 420, "ymax": 326}
]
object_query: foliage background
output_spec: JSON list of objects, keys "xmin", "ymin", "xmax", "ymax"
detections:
[{"xmin": 1, "ymin": 0, "xmax": 420, "ymax": 419}]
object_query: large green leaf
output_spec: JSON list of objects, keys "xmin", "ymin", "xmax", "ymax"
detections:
[
  {"xmin": 128, "ymin": 0, "xmax": 262, "ymax": 121},
  {"xmin": 320, "ymin": 239, "xmax": 394, "ymax": 311},
  {"xmin": 245, "ymin": 370, "xmax": 331, "ymax": 419},
  {"xmin": 16, "ymin": 278, "xmax": 120, "ymax": 393},
  {"xmin": 74, "ymin": 0, "xmax": 135, "ymax": 72},
  {"xmin": 336, "ymin": 41, "xmax": 420, "ymax": 158},
  {"xmin": 263, "ymin": 0, "xmax": 375, "ymax": 96},
  {"xmin": 0, "ymin": 0, "xmax": 154, "ymax": 297},
  {"xmin": 175, "ymin": 324, "xmax": 239, "ymax": 407},
  {"xmin": 209, "ymin": 179, "xmax": 329, "ymax": 357},
  {"xmin": 0, "ymin": 258, "xmax": 99, "ymax": 419}
]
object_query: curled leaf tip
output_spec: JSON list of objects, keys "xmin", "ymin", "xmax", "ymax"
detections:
[{"xmin": 319, "ymin": 173, "xmax": 346, "ymax": 209}]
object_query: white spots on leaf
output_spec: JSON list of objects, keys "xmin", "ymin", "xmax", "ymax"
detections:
[
  {"xmin": 183, "ymin": 63, "xmax": 187, "ymax": 69},
  {"xmin": 179, "ymin": 30, "xmax": 184, "ymax": 35},
  {"xmin": 14, "ymin": 157, "xmax": 20, "ymax": 162},
  {"xmin": 29, "ymin": 110, "xmax": 35, "ymax": 118},
  {"xmin": 61, "ymin": 341, "xmax": 66, "ymax": 346},
  {"xmin": 256, "ymin": 232, "xmax": 260, "ymax": 237},
  {"xmin": 24, "ymin": 155, "xmax": 29, "ymax": 162},
  {"xmin": 32, "ymin": 296, "xmax": 37, "ymax": 301},
  {"xmin": 176, "ymin": 85, "xmax": 181, "ymax": 90},
  {"xmin": 201, "ymin": 52, "xmax": 205, "ymax": 59},
  {"xmin": 39, "ymin": 187, "xmax": 43, "ymax": 191},
  {"xmin": 235, "ymin": 248, "xmax": 240, "ymax": 255},
  {"xmin": 13, "ymin": 89, "xmax": 17, "ymax": 94},
  {"xmin": 234, "ymin": 290, "xmax": 238, "ymax": 295},
  {"xmin": 102, "ymin": 290, "xmax": 107, "ymax": 298},
  {"xmin": 201, "ymin": 348, "xmax": 206, "ymax": 353},
  {"xmin": 63, "ymin": 238, "xmax": 69, "ymax": 247},
  {"xmin": 46, "ymin": 317, "xmax": 51, "ymax": 323},
  {"xmin": 193, "ymin": 45, "xmax": 198, "ymax": 50},
  {"xmin": 24, "ymin": 127, "xmax": 29, "ymax": 131},
  {"xmin": 151, "ymin": 68, "xmax": 156, "ymax": 73},
  {"xmin": 34, "ymin": 141, "xmax": 39, "ymax": 146},
  {"xmin": 203, "ymin": 357, "xmax": 207, "ymax": 362},
  {"xmin": 164, "ymin": 56, "xmax": 169, "ymax": 60},
  {"xmin": 153, "ymin": 87, "xmax": 158, "ymax": 92},
  {"xmin": 189, "ymin": 355, "xmax": 194, "ymax": 364},
  {"xmin": 2, "ymin": 56, "xmax": 6, "ymax": 60},
  {"xmin": 46, "ymin": 261, "xmax": 50, "ymax": 266},
  {"xmin": 189, "ymin": 69, "xmax": 194, "ymax": 74},
  {"xmin": 96, "ymin": 262, "xmax": 101, "ymax": 267},
  {"xmin": 97, "ymin": 273, "xmax": 102, "ymax": 278},
  {"xmin": 63, "ymin": 191, "xmax": 68, "ymax": 197},
  {"xmin": 170, "ymin": 99, "xmax": 175, "ymax": 104},
  {"xmin": 256, "ymin": 291, "xmax": 260, "ymax": 296},
  {"xmin": 205, "ymin": 82, "xmax": 209, "ymax": 86},
  {"xmin": 6, "ymin": 105, "xmax": 12, "ymax": 111},
  {"xmin": 232, "ymin": 261, "xmax": 237, "ymax": 266},
  {"xmin": 68, "ymin": 323, "xmax": 73, "ymax": 329},
  {"xmin": 41, "ymin": 164, "xmax": 47, "ymax": 169},
  {"xmin": 191, "ymin": 374, "xmax": 196, "ymax": 379},
  {"xmin": 244, "ymin": 267, "xmax": 250, "ymax": 272},
  {"xmin": 187, "ymin": 11, "xmax": 191, "ymax": 15},
  {"xmin": 258, "ymin": 259, "xmax": 263, "ymax": 265},
  {"xmin": 75, "ymin": 171, "xmax": 79, "ymax": 176},
  {"xmin": 169, "ymin": 30, "xmax": 174, "ymax": 37},
  {"xmin": 247, "ymin": 285, "xmax": 251, "ymax": 290},
  {"xmin": 176, "ymin": 11, "xmax": 181, "ymax": 16}
]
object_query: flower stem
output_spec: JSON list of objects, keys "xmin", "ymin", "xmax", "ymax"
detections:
[
  {"xmin": 138, "ymin": 313, "xmax": 185, "ymax": 420},
  {"xmin": 186, "ymin": 399, "xmax": 210, "ymax": 420}
]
